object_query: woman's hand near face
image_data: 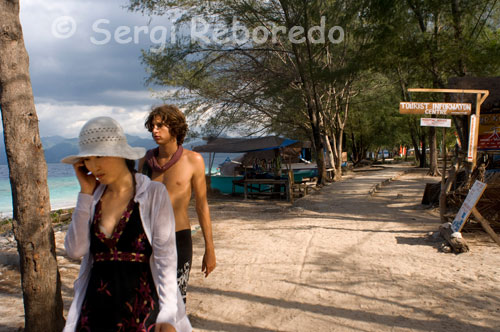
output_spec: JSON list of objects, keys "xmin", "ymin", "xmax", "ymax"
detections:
[{"xmin": 73, "ymin": 160, "xmax": 97, "ymax": 195}]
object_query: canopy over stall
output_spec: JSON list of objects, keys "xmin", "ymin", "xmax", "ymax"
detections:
[
  {"xmin": 193, "ymin": 136, "xmax": 311, "ymax": 179},
  {"xmin": 194, "ymin": 136, "xmax": 312, "ymax": 202},
  {"xmin": 193, "ymin": 136, "xmax": 301, "ymax": 153}
]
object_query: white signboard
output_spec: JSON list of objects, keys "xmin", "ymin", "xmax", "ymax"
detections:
[
  {"xmin": 420, "ymin": 118, "xmax": 452, "ymax": 127},
  {"xmin": 451, "ymin": 180, "xmax": 487, "ymax": 232},
  {"xmin": 467, "ymin": 114, "xmax": 478, "ymax": 163}
]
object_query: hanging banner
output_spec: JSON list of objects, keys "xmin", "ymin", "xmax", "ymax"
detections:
[
  {"xmin": 478, "ymin": 113, "xmax": 500, "ymax": 151},
  {"xmin": 399, "ymin": 102, "xmax": 471, "ymax": 115},
  {"xmin": 467, "ymin": 115, "xmax": 478, "ymax": 163},
  {"xmin": 420, "ymin": 118, "xmax": 452, "ymax": 127}
]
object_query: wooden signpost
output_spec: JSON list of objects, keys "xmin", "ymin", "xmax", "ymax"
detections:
[
  {"xmin": 401, "ymin": 88, "xmax": 489, "ymax": 167},
  {"xmin": 399, "ymin": 88, "xmax": 500, "ymax": 249}
]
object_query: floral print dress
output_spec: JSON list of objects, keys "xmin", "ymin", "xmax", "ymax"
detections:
[{"xmin": 76, "ymin": 198, "xmax": 159, "ymax": 332}]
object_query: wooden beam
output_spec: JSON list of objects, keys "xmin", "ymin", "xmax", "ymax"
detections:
[
  {"xmin": 408, "ymin": 88, "xmax": 489, "ymax": 96},
  {"xmin": 471, "ymin": 207, "xmax": 500, "ymax": 247}
]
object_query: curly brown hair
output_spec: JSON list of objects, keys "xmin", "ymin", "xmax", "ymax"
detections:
[{"xmin": 145, "ymin": 104, "xmax": 188, "ymax": 145}]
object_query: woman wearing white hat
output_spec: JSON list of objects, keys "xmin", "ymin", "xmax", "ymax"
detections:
[{"xmin": 61, "ymin": 117, "xmax": 191, "ymax": 332}]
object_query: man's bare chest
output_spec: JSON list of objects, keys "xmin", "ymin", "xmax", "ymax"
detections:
[{"xmin": 151, "ymin": 168, "xmax": 192, "ymax": 191}]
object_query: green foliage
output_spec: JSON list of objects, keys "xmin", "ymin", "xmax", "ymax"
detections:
[
  {"xmin": 345, "ymin": 72, "xmax": 412, "ymax": 162},
  {"xmin": 129, "ymin": 0, "xmax": 500, "ymax": 158}
]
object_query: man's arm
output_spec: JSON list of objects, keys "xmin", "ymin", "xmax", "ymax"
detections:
[
  {"xmin": 190, "ymin": 152, "xmax": 216, "ymax": 277},
  {"xmin": 138, "ymin": 156, "xmax": 146, "ymax": 173}
]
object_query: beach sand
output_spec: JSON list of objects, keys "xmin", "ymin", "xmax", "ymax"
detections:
[{"xmin": 1, "ymin": 165, "xmax": 499, "ymax": 331}]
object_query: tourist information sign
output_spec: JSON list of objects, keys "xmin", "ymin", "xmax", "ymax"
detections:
[{"xmin": 399, "ymin": 102, "xmax": 471, "ymax": 115}]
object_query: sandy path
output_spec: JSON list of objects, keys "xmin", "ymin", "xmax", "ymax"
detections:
[
  {"xmin": 0, "ymin": 165, "xmax": 499, "ymax": 331},
  {"xmin": 186, "ymin": 165, "xmax": 500, "ymax": 331}
]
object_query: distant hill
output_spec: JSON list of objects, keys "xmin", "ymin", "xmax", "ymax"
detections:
[
  {"xmin": 41, "ymin": 136, "xmax": 69, "ymax": 149},
  {"xmin": 0, "ymin": 134, "xmax": 206, "ymax": 164}
]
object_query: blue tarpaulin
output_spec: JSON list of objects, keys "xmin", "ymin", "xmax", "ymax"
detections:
[{"xmin": 193, "ymin": 136, "xmax": 300, "ymax": 153}]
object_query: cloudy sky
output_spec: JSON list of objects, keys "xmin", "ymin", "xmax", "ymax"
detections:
[{"xmin": 16, "ymin": 0, "xmax": 178, "ymax": 138}]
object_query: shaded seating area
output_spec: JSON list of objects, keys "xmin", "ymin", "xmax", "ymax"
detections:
[
  {"xmin": 231, "ymin": 169, "xmax": 315, "ymax": 201},
  {"xmin": 233, "ymin": 178, "xmax": 290, "ymax": 201},
  {"xmin": 193, "ymin": 136, "xmax": 315, "ymax": 202}
]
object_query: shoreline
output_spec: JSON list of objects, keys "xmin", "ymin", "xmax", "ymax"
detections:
[
  {"xmin": 0, "ymin": 202, "xmax": 77, "ymax": 220},
  {"xmin": 0, "ymin": 207, "xmax": 75, "ymax": 235}
]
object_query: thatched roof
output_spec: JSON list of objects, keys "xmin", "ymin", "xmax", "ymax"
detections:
[{"xmin": 447, "ymin": 77, "xmax": 500, "ymax": 113}]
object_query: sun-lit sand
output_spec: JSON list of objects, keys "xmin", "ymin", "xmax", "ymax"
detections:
[{"xmin": 1, "ymin": 165, "xmax": 499, "ymax": 331}]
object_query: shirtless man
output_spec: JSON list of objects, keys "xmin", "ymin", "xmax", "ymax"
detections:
[{"xmin": 139, "ymin": 104, "xmax": 216, "ymax": 303}]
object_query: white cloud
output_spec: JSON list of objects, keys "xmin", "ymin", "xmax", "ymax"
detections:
[
  {"xmin": 100, "ymin": 89, "xmax": 155, "ymax": 102},
  {"xmin": 9, "ymin": 1, "xmax": 193, "ymax": 141},
  {"xmin": 35, "ymin": 101, "xmax": 152, "ymax": 138}
]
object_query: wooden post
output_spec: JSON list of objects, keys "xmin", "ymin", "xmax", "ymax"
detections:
[
  {"xmin": 441, "ymin": 158, "xmax": 460, "ymax": 214},
  {"xmin": 439, "ymin": 127, "xmax": 447, "ymax": 223},
  {"xmin": 471, "ymin": 207, "xmax": 500, "ymax": 247},
  {"xmin": 287, "ymin": 169, "xmax": 294, "ymax": 204},
  {"xmin": 471, "ymin": 93, "xmax": 481, "ymax": 168},
  {"xmin": 206, "ymin": 152, "xmax": 213, "ymax": 194}
]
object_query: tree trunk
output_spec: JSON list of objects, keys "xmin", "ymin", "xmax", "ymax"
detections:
[
  {"xmin": 420, "ymin": 132, "xmax": 427, "ymax": 168},
  {"xmin": 306, "ymin": 106, "xmax": 326, "ymax": 186},
  {"xmin": 311, "ymin": 123, "xmax": 326, "ymax": 186},
  {"xmin": 409, "ymin": 117, "xmax": 423, "ymax": 166},
  {"xmin": 373, "ymin": 147, "xmax": 380, "ymax": 161},
  {"xmin": 0, "ymin": 1, "xmax": 65, "ymax": 331},
  {"xmin": 428, "ymin": 126, "xmax": 440, "ymax": 176},
  {"xmin": 322, "ymin": 134, "xmax": 335, "ymax": 169},
  {"xmin": 450, "ymin": 0, "xmax": 467, "ymax": 76},
  {"xmin": 350, "ymin": 131, "xmax": 361, "ymax": 165},
  {"xmin": 334, "ymin": 128, "xmax": 344, "ymax": 181}
]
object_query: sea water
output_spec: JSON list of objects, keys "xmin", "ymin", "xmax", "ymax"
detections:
[
  {"xmin": 0, "ymin": 153, "xmax": 241, "ymax": 217},
  {"xmin": 0, "ymin": 163, "xmax": 79, "ymax": 218}
]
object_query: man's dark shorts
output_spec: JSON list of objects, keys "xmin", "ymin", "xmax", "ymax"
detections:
[{"xmin": 176, "ymin": 229, "xmax": 192, "ymax": 303}]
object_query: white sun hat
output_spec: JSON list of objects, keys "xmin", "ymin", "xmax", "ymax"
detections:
[{"xmin": 61, "ymin": 116, "xmax": 146, "ymax": 164}]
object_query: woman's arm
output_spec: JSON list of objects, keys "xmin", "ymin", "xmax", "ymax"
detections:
[
  {"xmin": 64, "ymin": 193, "xmax": 93, "ymax": 259},
  {"xmin": 64, "ymin": 161, "xmax": 97, "ymax": 259}
]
